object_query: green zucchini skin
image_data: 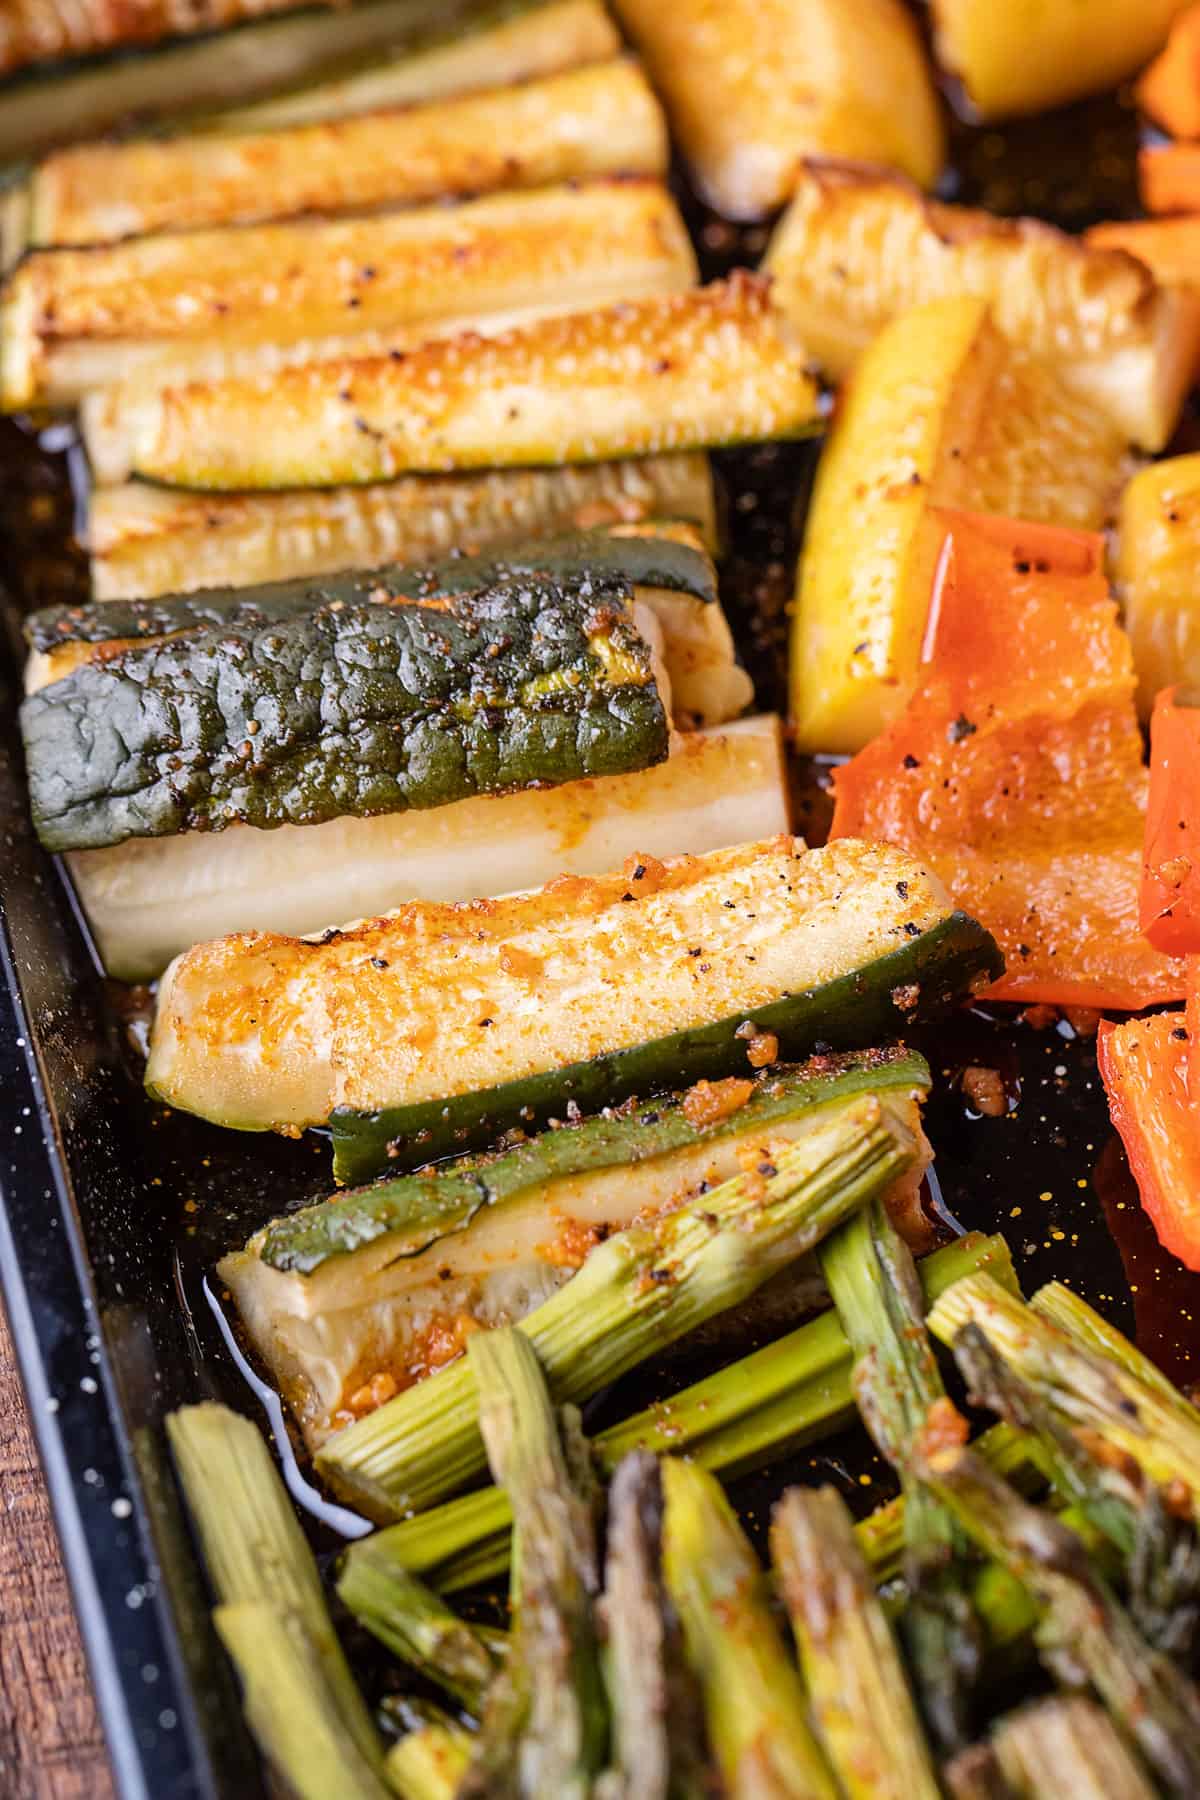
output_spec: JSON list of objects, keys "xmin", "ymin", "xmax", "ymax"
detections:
[
  {"xmin": 262, "ymin": 1048, "xmax": 930, "ymax": 1274},
  {"xmin": 24, "ymin": 526, "xmax": 715, "ymax": 654},
  {"xmin": 330, "ymin": 912, "xmax": 1001, "ymax": 1184},
  {"xmin": 21, "ymin": 575, "xmax": 668, "ymax": 852}
]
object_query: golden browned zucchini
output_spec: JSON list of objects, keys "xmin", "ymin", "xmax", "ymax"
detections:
[
  {"xmin": 764, "ymin": 162, "xmax": 1200, "ymax": 453},
  {"xmin": 88, "ymin": 457, "xmax": 717, "ymax": 600},
  {"xmin": 71, "ymin": 718, "xmax": 785, "ymax": 982},
  {"xmin": 23, "ymin": 58, "xmax": 666, "ymax": 248},
  {"xmin": 930, "ymin": 0, "xmax": 1193, "ymax": 120},
  {"xmin": 1113, "ymin": 453, "xmax": 1200, "ymax": 719},
  {"xmin": 0, "ymin": 0, "xmax": 317, "ymax": 77},
  {"xmin": 610, "ymin": 0, "xmax": 944, "ymax": 218},
  {"xmin": 84, "ymin": 276, "xmax": 820, "ymax": 490},
  {"xmin": 4, "ymin": 178, "xmax": 696, "ymax": 410},
  {"xmin": 791, "ymin": 296, "xmax": 1134, "ymax": 755}
]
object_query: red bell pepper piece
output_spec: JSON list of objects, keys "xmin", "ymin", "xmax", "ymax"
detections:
[
  {"xmin": 1141, "ymin": 685, "xmax": 1200, "ymax": 954},
  {"xmin": 1098, "ymin": 1012, "xmax": 1200, "ymax": 1273},
  {"xmin": 831, "ymin": 507, "xmax": 1187, "ymax": 1010}
]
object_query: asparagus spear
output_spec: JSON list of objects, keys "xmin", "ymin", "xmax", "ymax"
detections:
[
  {"xmin": 926, "ymin": 1273, "xmax": 1200, "ymax": 1521},
  {"xmin": 1031, "ymin": 1281, "xmax": 1192, "ymax": 1408},
  {"xmin": 167, "ymin": 1402, "xmax": 385, "ymax": 1788},
  {"xmin": 990, "ymin": 1695, "xmax": 1157, "ymax": 1800},
  {"xmin": 594, "ymin": 1451, "xmax": 710, "ymax": 1800},
  {"xmin": 335, "ymin": 1546, "xmax": 502, "ymax": 1714},
  {"xmin": 214, "ymin": 1602, "xmax": 392, "ymax": 1800},
  {"xmin": 458, "ymin": 1327, "xmax": 606, "ymax": 1800},
  {"xmin": 771, "ymin": 1484, "xmax": 940, "ymax": 1800},
  {"xmin": 916, "ymin": 1441, "xmax": 1200, "ymax": 1798},
  {"xmin": 346, "ymin": 1232, "xmax": 1011, "ymax": 1595},
  {"xmin": 661, "ymin": 1457, "xmax": 838, "ymax": 1800},
  {"xmin": 820, "ymin": 1197, "xmax": 983, "ymax": 1751},
  {"xmin": 317, "ymin": 1096, "xmax": 917, "ymax": 1518},
  {"xmin": 384, "ymin": 1711, "xmax": 474, "ymax": 1800}
]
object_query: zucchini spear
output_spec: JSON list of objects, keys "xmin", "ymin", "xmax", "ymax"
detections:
[
  {"xmin": 459, "ymin": 1328, "xmax": 606, "ymax": 1800},
  {"xmin": 8, "ymin": 177, "xmax": 696, "ymax": 411},
  {"xmin": 336, "ymin": 1231, "xmax": 1016, "ymax": 1594},
  {"xmin": 819, "ymin": 1198, "xmax": 984, "ymax": 1751},
  {"xmin": 24, "ymin": 58, "xmax": 667, "ymax": 246},
  {"xmin": 771, "ymin": 1485, "xmax": 941, "ymax": 1800},
  {"xmin": 84, "ymin": 275, "xmax": 819, "ymax": 490},
  {"xmin": 166, "ymin": 1402, "xmax": 387, "ymax": 1796},
  {"xmin": 661, "ymin": 1457, "xmax": 838, "ymax": 1799},
  {"xmin": 314, "ymin": 1090, "xmax": 921, "ymax": 1518},
  {"xmin": 916, "ymin": 1442, "xmax": 1200, "ymax": 1799}
]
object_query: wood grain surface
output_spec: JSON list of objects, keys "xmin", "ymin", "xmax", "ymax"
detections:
[{"xmin": 0, "ymin": 1297, "xmax": 113, "ymax": 1800}]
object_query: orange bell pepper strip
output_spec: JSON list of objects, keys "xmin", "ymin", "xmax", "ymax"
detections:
[
  {"xmin": 830, "ymin": 507, "xmax": 1187, "ymax": 1010},
  {"xmin": 1087, "ymin": 216, "xmax": 1200, "ymax": 288},
  {"xmin": 1137, "ymin": 3, "xmax": 1200, "ymax": 139},
  {"xmin": 1141, "ymin": 142, "xmax": 1200, "ymax": 215},
  {"xmin": 1098, "ymin": 1012, "xmax": 1200, "ymax": 1272},
  {"xmin": 1141, "ymin": 685, "xmax": 1200, "ymax": 953}
]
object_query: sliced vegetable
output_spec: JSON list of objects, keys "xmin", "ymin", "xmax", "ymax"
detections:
[
  {"xmin": 610, "ymin": 0, "xmax": 943, "ymax": 217},
  {"xmin": 213, "ymin": 0, "xmax": 619, "ymax": 135},
  {"xmin": 334, "ymin": 1550, "xmax": 501, "ymax": 1713},
  {"xmin": 929, "ymin": 0, "xmax": 1194, "ymax": 120},
  {"xmin": 765, "ymin": 162, "xmax": 1198, "ymax": 450},
  {"xmin": 87, "ymin": 456, "xmax": 717, "ymax": 603},
  {"xmin": 771, "ymin": 1485, "xmax": 941, "ymax": 1800},
  {"xmin": 790, "ymin": 297, "xmax": 1132, "ymax": 754},
  {"xmin": 0, "ymin": 0, "xmax": 320, "ymax": 76},
  {"xmin": 1098, "ymin": 1013, "xmax": 1200, "ymax": 1272},
  {"xmin": 832, "ymin": 507, "xmax": 1187, "ymax": 1010},
  {"xmin": 22, "ymin": 575, "xmax": 669, "ymax": 853},
  {"xmin": 345, "ymin": 1232, "xmax": 1017, "ymax": 1594},
  {"xmin": 1142, "ymin": 143, "xmax": 1200, "ymax": 217},
  {"xmin": 145, "ymin": 833, "xmax": 998, "ymax": 1163},
  {"xmin": 219, "ymin": 1050, "xmax": 930, "ymax": 1443},
  {"xmin": 1086, "ymin": 216, "xmax": 1200, "ymax": 290},
  {"xmin": 661, "ymin": 1458, "xmax": 838, "ymax": 1798},
  {"xmin": 1137, "ymin": 2, "xmax": 1200, "ymax": 136},
  {"xmin": 1113, "ymin": 453, "xmax": 1200, "ymax": 718},
  {"xmin": 990, "ymin": 1696, "xmax": 1157, "ymax": 1800},
  {"xmin": 1141, "ymin": 687, "xmax": 1200, "ymax": 953},
  {"xmin": 70, "ymin": 717, "xmax": 785, "ymax": 984},
  {"xmin": 314, "ymin": 1092, "xmax": 921, "ymax": 1518},
  {"xmin": 7, "ymin": 178, "xmax": 696, "ymax": 410},
  {"xmin": 23, "ymin": 59, "xmax": 666, "ymax": 248},
  {"xmin": 385, "ymin": 1715, "xmax": 473, "ymax": 1800},
  {"xmin": 84, "ymin": 275, "xmax": 820, "ymax": 490},
  {"xmin": 166, "ymin": 1402, "xmax": 385, "ymax": 1786}
]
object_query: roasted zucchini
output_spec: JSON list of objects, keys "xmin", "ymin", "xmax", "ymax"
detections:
[
  {"xmin": 791, "ymin": 296, "xmax": 1134, "ymax": 755},
  {"xmin": 6, "ymin": 178, "xmax": 696, "ymax": 410},
  {"xmin": 33, "ymin": 523, "xmax": 750, "ymax": 730},
  {"xmin": 1113, "ymin": 453, "xmax": 1200, "ymax": 719},
  {"xmin": 67, "ymin": 717, "xmax": 788, "ymax": 983},
  {"xmin": 0, "ymin": 0, "xmax": 615, "ymax": 165},
  {"xmin": 765, "ymin": 162, "xmax": 1200, "ymax": 452},
  {"xmin": 22, "ymin": 59, "xmax": 666, "ymax": 248},
  {"xmin": 87, "ymin": 457, "xmax": 717, "ymax": 602},
  {"xmin": 22, "ymin": 575, "xmax": 670, "ymax": 852},
  {"xmin": 220, "ymin": 1049, "xmax": 931, "ymax": 1444},
  {"xmin": 143, "ymin": 834, "xmax": 1001, "ymax": 1181},
  {"xmin": 85, "ymin": 275, "xmax": 819, "ymax": 490},
  {"xmin": 610, "ymin": 0, "xmax": 944, "ymax": 218},
  {"xmin": 930, "ymin": 0, "xmax": 1193, "ymax": 120},
  {"xmin": 0, "ymin": 0, "xmax": 320, "ymax": 77}
]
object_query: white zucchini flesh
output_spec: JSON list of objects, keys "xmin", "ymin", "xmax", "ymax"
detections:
[
  {"xmin": 26, "ymin": 58, "xmax": 667, "ymax": 247},
  {"xmin": 764, "ymin": 161, "xmax": 1200, "ymax": 454},
  {"xmin": 220, "ymin": 1084, "xmax": 925, "ymax": 1444},
  {"xmin": 211, "ymin": 0, "xmax": 618, "ymax": 134},
  {"xmin": 144, "ymin": 834, "xmax": 951, "ymax": 1134},
  {"xmin": 86, "ymin": 275, "xmax": 818, "ymax": 489},
  {"xmin": 7, "ymin": 178, "xmax": 697, "ymax": 410},
  {"xmin": 87, "ymin": 458, "xmax": 718, "ymax": 600},
  {"xmin": 70, "ymin": 717, "xmax": 784, "ymax": 983}
]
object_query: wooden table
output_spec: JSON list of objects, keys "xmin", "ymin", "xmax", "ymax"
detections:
[{"xmin": 0, "ymin": 1297, "xmax": 114, "ymax": 1800}]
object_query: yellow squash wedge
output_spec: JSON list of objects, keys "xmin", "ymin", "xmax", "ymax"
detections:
[
  {"xmin": 610, "ymin": 0, "xmax": 944, "ymax": 218},
  {"xmin": 1113, "ymin": 453, "xmax": 1200, "ymax": 719},
  {"xmin": 791, "ymin": 295, "xmax": 1134, "ymax": 755},
  {"xmin": 765, "ymin": 162, "xmax": 1200, "ymax": 453},
  {"xmin": 930, "ymin": 0, "xmax": 1194, "ymax": 120}
]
